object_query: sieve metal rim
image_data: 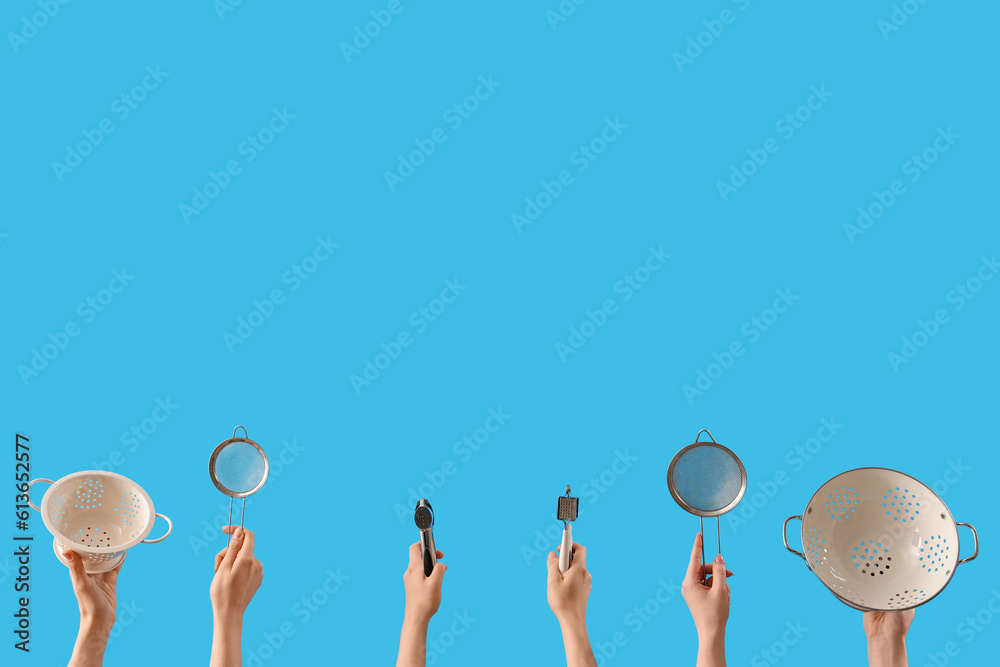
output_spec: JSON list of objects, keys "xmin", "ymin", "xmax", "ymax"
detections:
[
  {"xmin": 209, "ymin": 434, "xmax": 270, "ymax": 499},
  {"xmin": 667, "ymin": 440, "xmax": 747, "ymax": 518},
  {"xmin": 791, "ymin": 466, "xmax": 976, "ymax": 613},
  {"xmin": 31, "ymin": 470, "xmax": 160, "ymax": 554}
]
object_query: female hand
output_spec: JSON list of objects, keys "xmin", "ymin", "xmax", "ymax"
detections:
[
  {"xmin": 546, "ymin": 543, "xmax": 592, "ymax": 628},
  {"xmin": 681, "ymin": 533, "xmax": 734, "ymax": 667},
  {"xmin": 210, "ymin": 526, "xmax": 264, "ymax": 621},
  {"xmin": 864, "ymin": 609, "xmax": 915, "ymax": 667},
  {"xmin": 64, "ymin": 550, "xmax": 122, "ymax": 667},
  {"xmin": 402, "ymin": 541, "xmax": 446, "ymax": 623}
]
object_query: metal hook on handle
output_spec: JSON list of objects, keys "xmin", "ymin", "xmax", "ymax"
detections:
[
  {"xmin": 26, "ymin": 478, "xmax": 54, "ymax": 512},
  {"xmin": 956, "ymin": 522, "xmax": 979, "ymax": 565},
  {"xmin": 142, "ymin": 513, "xmax": 173, "ymax": 543},
  {"xmin": 694, "ymin": 429, "xmax": 718, "ymax": 444},
  {"xmin": 233, "ymin": 425, "xmax": 248, "ymax": 439},
  {"xmin": 782, "ymin": 515, "xmax": 805, "ymax": 560}
]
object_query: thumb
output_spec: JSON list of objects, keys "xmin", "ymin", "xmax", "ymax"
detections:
[
  {"xmin": 221, "ymin": 527, "xmax": 244, "ymax": 570},
  {"xmin": 63, "ymin": 550, "xmax": 87, "ymax": 590},
  {"xmin": 711, "ymin": 554, "xmax": 727, "ymax": 597},
  {"xmin": 429, "ymin": 561, "xmax": 448, "ymax": 583}
]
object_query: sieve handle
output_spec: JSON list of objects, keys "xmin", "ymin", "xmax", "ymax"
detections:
[
  {"xmin": 782, "ymin": 515, "xmax": 805, "ymax": 560},
  {"xmin": 142, "ymin": 513, "xmax": 173, "ymax": 544},
  {"xmin": 26, "ymin": 478, "xmax": 54, "ymax": 512},
  {"xmin": 956, "ymin": 522, "xmax": 979, "ymax": 565}
]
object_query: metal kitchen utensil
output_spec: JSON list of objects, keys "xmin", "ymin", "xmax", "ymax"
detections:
[
  {"xmin": 415, "ymin": 499, "xmax": 436, "ymax": 576},
  {"xmin": 557, "ymin": 485, "xmax": 579, "ymax": 573},
  {"xmin": 783, "ymin": 467, "xmax": 978, "ymax": 611},
  {"xmin": 27, "ymin": 471, "xmax": 172, "ymax": 573},
  {"xmin": 668, "ymin": 429, "xmax": 747, "ymax": 582},
  {"xmin": 209, "ymin": 426, "xmax": 269, "ymax": 545}
]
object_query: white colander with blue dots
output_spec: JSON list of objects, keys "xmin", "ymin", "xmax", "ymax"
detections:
[
  {"xmin": 783, "ymin": 468, "xmax": 978, "ymax": 611},
  {"xmin": 27, "ymin": 471, "xmax": 172, "ymax": 573}
]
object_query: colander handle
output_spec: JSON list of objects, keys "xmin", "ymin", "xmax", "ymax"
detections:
[
  {"xmin": 26, "ymin": 478, "xmax": 54, "ymax": 512},
  {"xmin": 782, "ymin": 515, "xmax": 805, "ymax": 559},
  {"xmin": 956, "ymin": 522, "xmax": 979, "ymax": 565},
  {"xmin": 142, "ymin": 513, "xmax": 173, "ymax": 544}
]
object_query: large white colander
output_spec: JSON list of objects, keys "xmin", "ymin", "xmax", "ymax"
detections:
[
  {"xmin": 783, "ymin": 468, "xmax": 978, "ymax": 612},
  {"xmin": 28, "ymin": 471, "xmax": 172, "ymax": 573}
]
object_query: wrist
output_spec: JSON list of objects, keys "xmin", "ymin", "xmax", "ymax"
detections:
[
  {"xmin": 403, "ymin": 611, "xmax": 432, "ymax": 629},
  {"xmin": 79, "ymin": 613, "xmax": 115, "ymax": 639},
  {"xmin": 867, "ymin": 633, "xmax": 907, "ymax": 657}
]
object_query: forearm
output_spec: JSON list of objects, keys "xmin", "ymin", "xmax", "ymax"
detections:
[
  {"xmin": 867, "ymin": 636, "xmax": 907, "ymax": 667},
  {"xmin": 396, "ymin": 614, "xmax": 430, "ymax": 667},
  {"xmin": 559, "ymin": 618, "xmax": 597, "ymax": 667},
  {"xmin": 696, "ymin": 630, "xmax": 726, "ymax": 667},
  {"xmin": 211, "ymin": 616, "xmax": 243, "ymax": 667},
  {"xmin": 68, "ymin": 617, "xmax": 112, "ymax": 667}
]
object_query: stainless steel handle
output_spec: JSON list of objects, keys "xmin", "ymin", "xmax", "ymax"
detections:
[
  {"xmin": 783, "ymin": 515, "xmax": 805, "ymax": 559},
  {"xmin": 956, "ymin": 522, "xmax": 979, "ymax": 565}
]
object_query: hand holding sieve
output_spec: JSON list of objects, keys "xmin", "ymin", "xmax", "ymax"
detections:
[{"xmin": 209, "ymin": 426, "xmax": 269, "ymax": 545}]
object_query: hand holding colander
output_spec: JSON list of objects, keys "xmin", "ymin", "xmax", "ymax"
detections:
[
  {"xmin": 27, "ymin": 471, "xmax": 173, "ymax": 573},
  {"xmin": 782, "ymin": 467, "xmax": 978, "ymax": 611}
]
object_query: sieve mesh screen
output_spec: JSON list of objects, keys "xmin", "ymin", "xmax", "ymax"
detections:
[
  {"xmin": 670, "ymin": 445, "xmax": 744, "ymax": 513},
  {"xmin": 213, "ymin": 442, "xmax": 267, "ymax": 494}
]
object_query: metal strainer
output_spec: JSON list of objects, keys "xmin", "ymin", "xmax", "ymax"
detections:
[
  {"xmin": 209, "ymin": 426, "xmax": 268, "ymax": 545},
  {"xmin": 668, "ymin": 429, "xmax": 747, "ymax": 581},
  {"xmin": 27, "ymin": 471, "xmax": 172, "ymax": 573},
  {"xmin": 783, "ymin": 467, "xmax": 979, "ymax": 611}
]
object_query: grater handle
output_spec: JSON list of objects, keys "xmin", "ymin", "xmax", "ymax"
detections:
[
  {"xmin": 956, "ymin": 522, "xmax": 979, "ymax": 565},
  {"xmin": 559, "ymin": 525, "xmax": 573, "ymax": 573},
  {"xmin": 26, "ymin": 478, "xmax": 54, "ymax": 512},
  {"xmin": 782, "ymin": 515, "xmax": 805, "ymax": 560},
  {"xmin": 142, "ymin": 513, "xmax": 173, "ymax": 544}
]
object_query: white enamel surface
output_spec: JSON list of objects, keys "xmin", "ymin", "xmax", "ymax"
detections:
[
  {"xmin": 38, "ymin": 471, "xmax": 157, "ymax": 569},
  {"xmin": 801, "ymin": 468, "xmax": 960, "ymax": 611}
]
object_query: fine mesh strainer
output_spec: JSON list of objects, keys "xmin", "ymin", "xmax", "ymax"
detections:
[
  {"xmin": 667, "ymin": 429, "xmax": 747, "ymax": 581},
  {"xmin": 209, "ymin": 426, "xmax": 268, "ymax": 545},
  {"xmin": 783, "ymin": 467, "xmax": 979, "ymax": 611},
  {"xmin": 27, "ymin": 471, "xmax": 173, "ymax": 573}
]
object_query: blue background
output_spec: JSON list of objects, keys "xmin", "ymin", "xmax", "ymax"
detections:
[{"xmin": 3, "ymin": 1, "xmax": 998, "ymax": 665}]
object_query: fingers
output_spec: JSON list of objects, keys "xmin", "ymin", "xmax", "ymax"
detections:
[
  {"xmin": 214, "ymin": 547, "xmax": 228, "ymax": 573},
  {"xmin": 408, "ymin": 542, "xmax": 421, "ymax": 569},
  {"xmin": 63, "ymin": 550, "xmax": 87, "ymax": 590},
  {"xmin": 546, "ymin": 551, "xmax": 560, "ymax": 581},
  {"xmin": 571, "ymin": 543, "xmax": 587, "ymax": 569},
  {"xmin": 428, "ymin": 561, "xmax": 448, "ymax": 584},
  {"xmin": 435, "ymin": 550, "xmax": 444, "ymax": 560},
  {"xmin": 703, "ymin": 563, "xmax": 735, "ymax": 577},
  {"xmin": 686, "ymin": 533, "xmax": 704, "ymax": 582},
  {"xmin": 710, "ymin": 554, "xmax": 728, "ymax": 598},
  {"xmin": 236, "ymin": 528, "xmax": 255, "ymax": 563},
  {"xmin": 220, "ymin": 527, "xmax": 245, "ymax": 571}
]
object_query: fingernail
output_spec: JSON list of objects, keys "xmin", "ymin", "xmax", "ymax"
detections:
[
  {"xmin": 234, "ymin": 527, "xmax": 242, "ymax": 540},
  {"xmin": 63, "ymin": 551, "xmax": 72, "ymax": 560},
  {"xmin": 715, "ymin": 553, "xmax": 724, "ymax": 563}
]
